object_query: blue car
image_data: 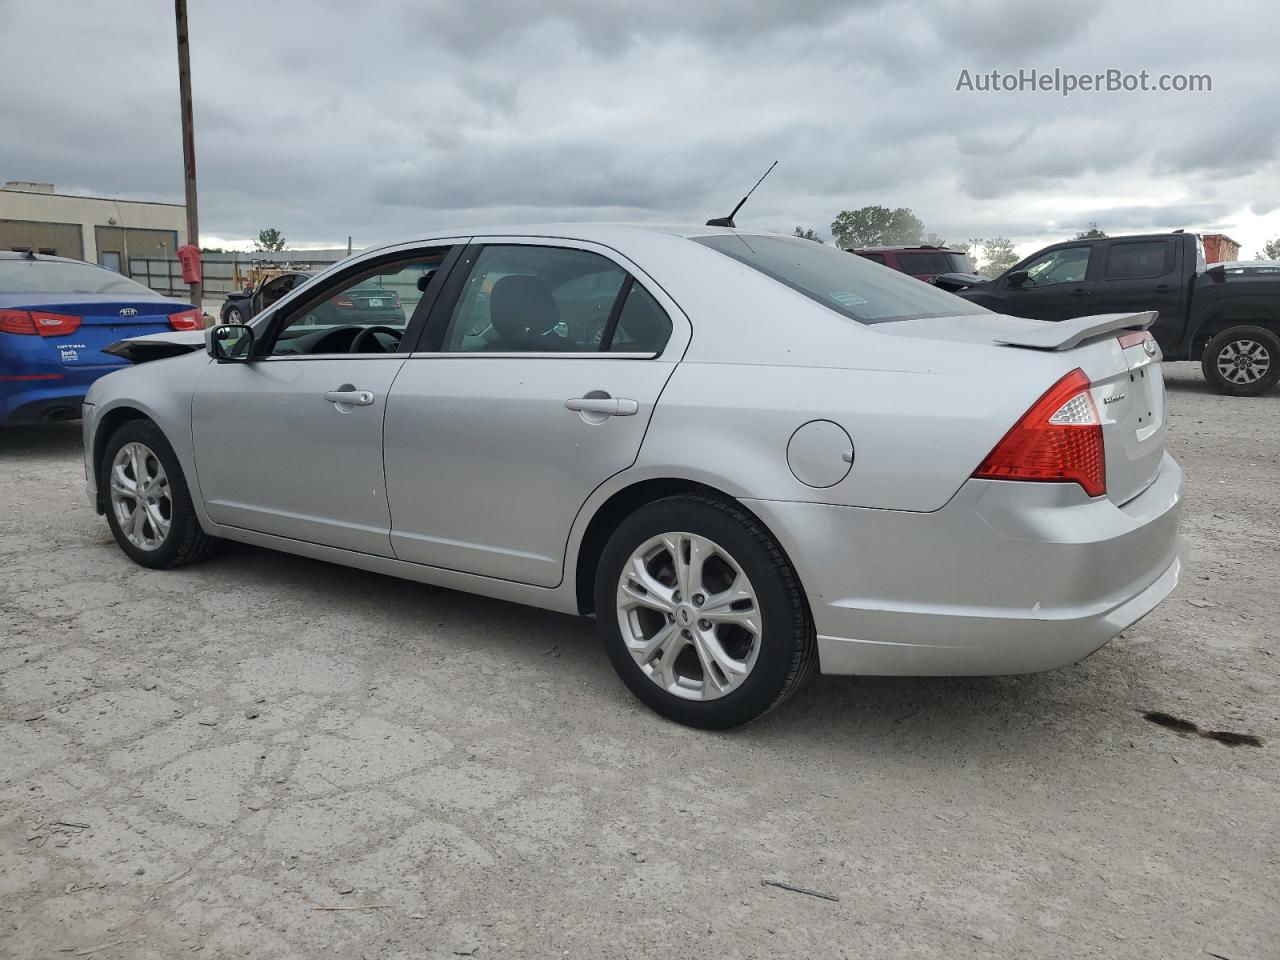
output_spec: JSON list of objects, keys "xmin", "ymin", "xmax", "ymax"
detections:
[{"xmin": 0, "ymin": 252, "xmax": 202, "ymax": 424}]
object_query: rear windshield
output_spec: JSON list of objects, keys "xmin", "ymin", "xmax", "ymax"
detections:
[
  {"xmin": 0, "ymin": 259, "xmax": 161, "ymax": 296},
  {"xmin": 896, "ymin": 251, "xmax": 975, "ymax": 275},
  {"xmin": 693, "ymin": 234, "xmax": 989, "ymax": 324}
]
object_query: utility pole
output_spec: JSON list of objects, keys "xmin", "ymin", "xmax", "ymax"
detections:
[{"xmin": 174, "ymin": 0, "xmax": 202, "ymax": 309}]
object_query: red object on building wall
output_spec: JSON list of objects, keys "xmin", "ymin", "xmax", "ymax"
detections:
[
  {"xmin": 1201, "ymin": 233, "xmax": 1241, "ymax": 264},
  {"xmin": 177, "ymin": 244, "xmax": 202, "ymax": 283}
]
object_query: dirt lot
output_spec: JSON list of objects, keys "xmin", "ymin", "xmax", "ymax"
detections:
[{"xmin": 1, "ymin": 363, "xmax": 1276, "ymax": 959}]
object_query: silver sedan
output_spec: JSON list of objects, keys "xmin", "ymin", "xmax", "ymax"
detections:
[{"xmin": 83, "ymin": 225, "xmax": 1184, "ymax": 727}]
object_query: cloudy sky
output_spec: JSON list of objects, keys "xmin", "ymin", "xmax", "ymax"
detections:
[{"xmin": 4, "ymin": 0, "xmax": 1278, "ymax": 258}]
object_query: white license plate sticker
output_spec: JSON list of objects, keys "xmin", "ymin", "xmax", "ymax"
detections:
[{"xmin": 368, "ymin": 298, "xmax": 383, "ymax": 307}]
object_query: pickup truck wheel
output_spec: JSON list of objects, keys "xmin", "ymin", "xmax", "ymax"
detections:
[{"xmin": 1202, "ymin": 325, "xmax": 1280, "ymax": 396}]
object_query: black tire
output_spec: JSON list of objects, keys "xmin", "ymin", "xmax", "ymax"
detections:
[
  {"xmin": 1201, "ymin": 325, "xmax": 1280, "ymax": 396},
  {"xmin": 100, "ymin": 419, "xmax": 220, "ymax": 569},
  {"xmin": 595, "ymin": 494, "xmax": 816, "ymax": 729},
  {"xmin": 224, "ymin": 305, "xmax": 245, "ymax": 325}
]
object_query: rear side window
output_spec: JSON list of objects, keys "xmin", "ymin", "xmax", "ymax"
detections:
[
  {"xmin": 1105, "ymin": 242, "xmax": 1170, "ymax": 280},
  {"xmin": 607, "ymin": 283, "xmax": 672, "ymax": 354},
  {"xmin": 857, "ymin": 253, "xmax": 887, "ymax": 265},
  {"xmin": 443, "ymin": 245, "xmax": 627, "ymax": 352},
  {"xmin": 440, "ymin": 244, "xmax": 671, "ymax": 354},
  {"xmin": 0, "ymin": 259, "xmax": 160, "ymax": 296},
  {"xmin": 694, "ymin": 234, "xmax": 988, "ymax": 324}
]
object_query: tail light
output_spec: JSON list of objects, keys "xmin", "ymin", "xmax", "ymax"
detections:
[
  {"xmin": 0, "ymin": 309, "xmax": 82, "ymax": 336},
  {"xmin": 331, "ymin": 295, "xmax": 355, "ymax": 309},
  {"xmin": 973, "ymin": 368, "xmax": 1106, "ymax": 497},
  {"xmin": 168, "ymin": 308, "xmax": 204, "ymax": 331}
]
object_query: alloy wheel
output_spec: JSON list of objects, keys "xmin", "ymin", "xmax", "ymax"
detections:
[
  {"xmin": 1217, "ymin": 338, "xmax": 1271, "ymax": 385},
  {"xmin": 109, "ymin": 442, "xmax": 172, "ymax": 551},
  {"xmin": 616, "ymin": 532, "xmax": 762, "ymax": 701}
]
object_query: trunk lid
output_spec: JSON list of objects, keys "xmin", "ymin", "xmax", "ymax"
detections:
[
  {"xmin": 878, "ymin": 311, "xmax": 1167, "ymax": 505},
  {"xmin": 3, "ymin": 294, "xmax": 195, "ymax": 371}
]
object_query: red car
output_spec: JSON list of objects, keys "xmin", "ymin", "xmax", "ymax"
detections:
[{"xmin": 848, "ymin": 245, "xmax": 975, "ymax": 282}]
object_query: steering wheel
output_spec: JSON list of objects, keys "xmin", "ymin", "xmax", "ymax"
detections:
[{"xmin": 350, "ymin": 325, "xmax": 403, "ymax": 354}]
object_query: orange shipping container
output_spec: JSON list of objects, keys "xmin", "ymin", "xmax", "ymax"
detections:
[{"xmin": 1202, "ymin": 233, "xmax": 1241, "ymax": 264}]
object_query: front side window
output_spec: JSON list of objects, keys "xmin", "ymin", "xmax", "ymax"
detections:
[
  {"xmin": 1020, "ymin": 246, "xmax": 1091, "ymax": 287},
  {"xmin": 1105, "ymin": 241, "xmax": 1169, "ymax": 280},
  {"xmin": 694, "ymin": 234, "xmax": 988, "ymax": 324},
  {"xmin": 269, "ymin": 252, "xmax": 449, "ymax": 356},
  {"xmin": 443, "ymin": 245, "xmax": 629, "ymax": 352}
]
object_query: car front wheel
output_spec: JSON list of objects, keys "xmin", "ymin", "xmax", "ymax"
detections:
[
  {"xmin": 102, "ymin": 420, "xmax": 219, "ymax": 569},
  {"xmin": 595, "ymin": 494, "xmax": 816, "ymax": 728},
  {"xmin": 1202, "ymin": 325, "xmax": 1280, "ymax": 396}
]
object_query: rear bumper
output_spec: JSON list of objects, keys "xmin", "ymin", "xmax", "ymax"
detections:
[
  {"xmin": 744, "ymin": 453, "xmax": 1184, "ymax": 675},
  {"xmin": 1, "ymin": 362, "xmax": 124, "ymax": 424},
  {"xmin": 1, "ymin": 387, "xmax": 87, "ymax": 423}
]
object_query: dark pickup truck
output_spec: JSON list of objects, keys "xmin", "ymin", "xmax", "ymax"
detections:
[{"xmin": 943, "ymin": 232, "xmax": 1280, "ymax": 396}]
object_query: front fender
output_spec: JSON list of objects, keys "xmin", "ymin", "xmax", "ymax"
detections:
[{"xmin": 84, "ymin": 351, "xmax": 214, "ymax": 530}]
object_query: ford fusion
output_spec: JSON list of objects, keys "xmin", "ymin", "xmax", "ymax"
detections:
[{"xmin": 82, "ymin": 225, "xmax": 1183, "ymax": 728}]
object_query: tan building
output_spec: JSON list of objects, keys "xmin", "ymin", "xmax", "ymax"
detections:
[{"xmin": 0, "ymin": 181, "xmax": 186, "ymax": 273}]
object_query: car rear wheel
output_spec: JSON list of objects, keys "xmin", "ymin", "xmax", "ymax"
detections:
[
  {"xmin": 102, "ymin": 420, "xmax": 219, "ymax": 569},
  {"xmin": 225, "ymin": 305, "xmax": 245, "ymax": 324},
  {"xmin": 595, "ymin": 494, "xmax": 816, "ymax": 728},
  {"xmin": 1202, "ymin": 325, "xmax": 1280, "ymax": 396}
]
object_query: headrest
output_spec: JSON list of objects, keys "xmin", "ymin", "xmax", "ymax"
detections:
[{"xmin": 490, "ymin": 274, "xmax": 559, "ymax": 336}]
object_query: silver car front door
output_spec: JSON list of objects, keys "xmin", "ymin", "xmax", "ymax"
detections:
[
  {"xmin": 383, "ymin": 240, "xmax": 687, "ymax": 587},
  {"xmin": 192, "ymin": 356, "xmax": 404, "ymax": 555},
  {"xmin": 191, "ymin": 248, "xmax": 457, "ymax": 556}
]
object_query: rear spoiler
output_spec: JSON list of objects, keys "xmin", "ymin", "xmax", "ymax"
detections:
[{"xmin": 994, "ymin": 311, "xmax": 1156, "ymax": 351}]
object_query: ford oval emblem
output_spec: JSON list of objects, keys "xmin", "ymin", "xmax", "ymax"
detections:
[
  {"xmin": 119, "ymin": 307, "xmax": 138, "ymax": 317},
  {"xmin": 1143, "ymin": 339, "xmax": 1157, "ymax": 356}
]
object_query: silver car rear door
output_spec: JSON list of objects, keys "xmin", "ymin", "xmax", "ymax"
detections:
[{"xmin": 383, "ymin": 237, "xmax": 689, "ymax": 587}]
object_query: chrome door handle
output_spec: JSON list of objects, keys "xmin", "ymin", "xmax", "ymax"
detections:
[
  {"xmin": 324, "ymin": 389, "xmax": 374, "ymax": 406},
  {"xmin": 565, "ymin": 396, "xmax": 639, "ymax": 417}
]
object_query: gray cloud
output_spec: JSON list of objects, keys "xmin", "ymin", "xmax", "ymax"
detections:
[{"xmin": 3, "ymin": 0, "xmax": 1278, "ymax": 256}]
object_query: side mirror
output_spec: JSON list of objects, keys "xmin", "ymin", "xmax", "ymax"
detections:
[
  {"xmin": 207, "ymin": 323, "xmax": 255, "ymax": 362},
  {"xmin": 1206, "ymin": 265, "xmax": 1226, "ymax": 283},
  {"xmin": 1004, "ymin": 270, "xmax": 1029, "ymax": 289}
]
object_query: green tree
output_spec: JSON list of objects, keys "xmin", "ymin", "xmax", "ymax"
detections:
[
  {"xmin": 830, "ymin": 206, "xmax": 924, "ymax": 248},
  {"xmin": 978, "ymin": 236, "xmax": 1019, "ymax": 276},
  {"xmin": 792, "ymin": 226, "xmax": 825, "ymax": 243},
  {"xmin": 1072, "ymin": 222, "xmax": 1107, "ymax": 240},
  {"xmin": 1257, "ymin": 237, "xmax": 1280, "ymax": 260},
  {"xmin": 922, "ymin": 232, "xmax": 949, "ymax": 247},
  {"xmin": 255, "ymin": 228, "xmax": 287, "ymax": 252}
]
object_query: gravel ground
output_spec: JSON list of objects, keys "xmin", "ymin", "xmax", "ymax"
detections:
[{"xmin": 1, "ymin": 363, "xmax": 1276, "ymax": 960}]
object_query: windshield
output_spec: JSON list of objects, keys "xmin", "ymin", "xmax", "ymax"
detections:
[
  {"xmin": 0, "ymin": 259, "xmax": 161, "ymax": 296},
  {"xmin": 694, "ymin": 234, "xmax": 989, "ymax": 324}
]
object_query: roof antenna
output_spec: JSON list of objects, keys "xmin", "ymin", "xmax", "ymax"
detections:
[{"xmin": 706, "ymin": 160, "xmax": 778, "ymax": 228}]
